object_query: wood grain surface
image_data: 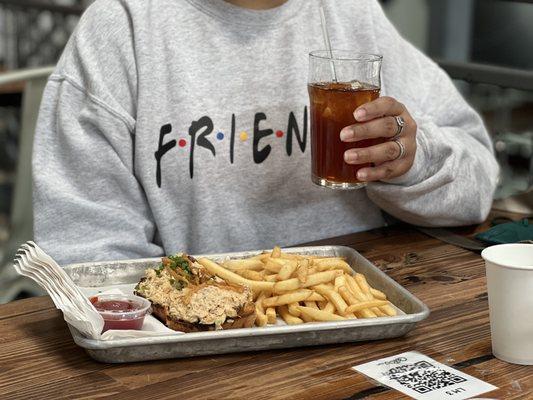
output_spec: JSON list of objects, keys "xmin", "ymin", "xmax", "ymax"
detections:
[{"xmin": 1, "ymin": 225, "xmax": 531, "ymax": 399}]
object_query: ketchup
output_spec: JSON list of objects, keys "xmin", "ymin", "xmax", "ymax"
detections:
[
  {"xmin": 92, "ymin": 299, "xmax": 138, "ymax": 312},
  {"xmin": 101, "ymin": 316, "xmax": 144, "ymax": 331},
  {"xmin": 90, "ymin": 296, "xmax": 146, "ymax": 332}
]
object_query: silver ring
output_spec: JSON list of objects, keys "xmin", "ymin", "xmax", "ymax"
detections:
[
  {"xmin": 392, "ymin": 116, "xmax": 405, "ymax": 139},
  {"xmin": 393, "ymin": 139, "xmax": 406, "ymax": 160}
]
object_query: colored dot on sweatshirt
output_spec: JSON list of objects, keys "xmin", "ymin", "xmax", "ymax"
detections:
[
  {"xmin": 276, "ymin": 130, "xmax": 284, "ymax": 138},
  {"xmin": 216, "ymin": 132, "xmax": 224, "ymax": 140},
  {"xmin": 178, "ymin": 139, "xmax": 187, "ymax": 147},
  {"xmin": 239, "ymin": 131, "xmax": 248, "ymax": 141}
]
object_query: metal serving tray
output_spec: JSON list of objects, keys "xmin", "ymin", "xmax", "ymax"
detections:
[{"xmin": 63, "ymin": 246, "xmax": 429, "ymax": 363}]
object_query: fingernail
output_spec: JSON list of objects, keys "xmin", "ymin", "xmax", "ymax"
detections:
[
  {"xmin": 344, "ymin": 151, "xmax": 358, "ymax": 163},
  {"xmin": 357, "ymin": 170, "xmax": 367, "ymax": 180},
  {"xmin": 354, "ymin": 108, "xmax": 366, "ymax": 120},
  {"xmin": 340, "ymin": 128, "xmax": 353, "ymax": 141}
]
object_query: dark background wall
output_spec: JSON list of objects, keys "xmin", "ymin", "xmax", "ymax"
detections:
[{"xmin": 472, "ymin": 0, "xmax": 533, "ymax": 69}]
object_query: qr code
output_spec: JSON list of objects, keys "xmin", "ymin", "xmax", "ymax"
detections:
[{"xmin": 385, "ymin": 361, "xmax": 467, "ymax": 394}]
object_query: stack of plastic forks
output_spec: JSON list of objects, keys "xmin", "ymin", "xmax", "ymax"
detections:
[{"xmin": 13, "ymin": 241, "xmax": 104, "ymax": 339}]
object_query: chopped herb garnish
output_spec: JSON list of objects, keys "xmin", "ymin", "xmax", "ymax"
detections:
[
  {"xmin": 166, "ymin": 255, "xmax": 192, "ymax": 275},
  {"xmin": 154, "ymin": 263, "xmax": 166, "ymax": 276},
  {"xmin": 155, "ymin": 254, "xmax": 195, "ymax": 290}
]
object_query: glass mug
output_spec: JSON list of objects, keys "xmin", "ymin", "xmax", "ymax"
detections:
[{"xmin": 308, "ymin": 50, "xmax": 383, "ymax": 189}]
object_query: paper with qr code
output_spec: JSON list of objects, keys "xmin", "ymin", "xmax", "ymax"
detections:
[{"xmin": 353, "ymin": 352, "xmax": 497, "ymax": 400}]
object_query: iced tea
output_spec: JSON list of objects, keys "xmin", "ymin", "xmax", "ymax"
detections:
[
  {"xmin": 308, "ymin": 50, "xmax": 382, "ymax": 189},
  {"xmin": 309, "ymin": 81, "xmax": 380, "ymax": 186}
]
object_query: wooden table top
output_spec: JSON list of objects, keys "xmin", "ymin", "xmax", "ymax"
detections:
[{"xmin": 1, "ymin": 225, "xmax": 532, "ymax": 400}]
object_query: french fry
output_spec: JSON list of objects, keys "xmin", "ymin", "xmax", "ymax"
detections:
[
  {"xmin": 313, "ymin": 258, "xmax": 354, "ymax": 275},
  {"xmin": 355, "ymin": 310, "xmax": 377, "ymax": 318},
  {"xmin": 278, "ymin": 305, "xmax": 303, "ymax": 325},
  {"xmin": 358, "ymin": 276, "xmax": 391, "ymax": 316},
  {"xmin": 277, "ymin": 260, "xmax": 298, "ymax": 281},
  {"xmin": 304, "ymin": 301, "xmax": 319, "ymax": 309},
  {"xmin": 370, "ymin": 286, "xmax": 397, "ymax": 316},
  {"xmin": 264, "ymin": 258, "xmax": 283, "ymax": 273},
  {"xmin": 336, "ymin": 285, "xmax": 364, "ymax": 318},
  {"xmin": 202, "ymin": 248, "xmax": 398, "ymax": 326},
  {"xmin": 255, "ymin": 309, "xmax": 268, "ymax": 327},
  {"xmin": 372, "ymin": 307, "xmax": 387, "ymax": 317},
  {"xmin": 344, "ymin": 300, "xmax": 389, "ymax": 314},
  {"xmin": 271, "ymin": 246, "xmax": 282, "ymax": 258},
  {"xmin": 355, "ymin": 273, "xmax": 373, "ymax": 300},
  {"xmin": 370, "ymin": 288, "xmax": 387, "ymax": 300},
  {"xmin": 378, "ymin": 303, "xmax": 397, "ymax": 316},
  {"xmin": 302, "ymin": 293, "xmax": 326, "ymax": 302},
  {"xmin": 300, "ymin": 312, "xmax": 314, "ymax": 323},
  {"xmin": 313, "ymin": 284, "xmax": 349, "ymax": 314},
  {"xmin": 250, "ymin": 252, "xmax": 271, "ymax": 261},
  {"xmin": 256, "ymin": 291, "xmax": 267, "ymax": 311},
  {"xmin": 272, "ymin": 270, "xmax": 343, "ymax": 293},
  {"xmin": 272, "ymin": 279, "xmax": 300, "ymax": 292},
  {"xmin": 255, "ymin": 291, "xmax": 269, "ymax": 327},
  {"xmin": 334, "ymin": 275, "xmax": 346, "ymax": 291},
  {"xmin": 343, "ymin": 276, "xmax": 377, "ymax": 318},
  {"xmin": 288, "ymin": 302, "xmax": 301, "ymax": 317},
  {"xmin": 296, "ymin": 259, "xmax": 309, "ymax": 283},
  {"xmin": 262, "ymin": 289, "xmax": 325, "ymax": 308},
  {"xmin": 236, "ymin": 269, "xmax": 265, "ymax": 281},
  {"xmin": 297, "ymin": 306, "xmax": 346, "ymax": 322},
  {"xmin": 345, "ymin": 274, "xmax": 368, "ymax": 302},
  {"xmin": 266, "ymin": 307, "xmax": 277, "ymax": 324},
  {"xmin": 223, "ymin": 259, "xmax": 265, "ymax": 271},
  {"xmin": 338, "ymin": 285, "xmax": 358, "ymax": 306},
  {"xmin": 322, "ymin": 302, "xmax": 336, "ymax": 313},
  {"xmin": 197, "ymin": 258, "xmax": 275, "ymax": 292}
]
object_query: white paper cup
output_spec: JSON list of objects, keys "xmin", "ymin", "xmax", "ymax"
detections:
[{"xmin": 481, "ymin": 243, "xmax": 533, "ymax": 365}]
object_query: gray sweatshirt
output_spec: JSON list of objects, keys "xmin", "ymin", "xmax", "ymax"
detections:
[{"xmin": 33, "ymin": 0, "xmax": 499, "ymax": 264}]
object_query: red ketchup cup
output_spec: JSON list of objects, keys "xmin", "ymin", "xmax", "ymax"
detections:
[{"xmin": 89, "ymin": 294, "xmax": 151, "ymax": 332}]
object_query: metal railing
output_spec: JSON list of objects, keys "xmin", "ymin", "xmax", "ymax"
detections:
[
  {"xmin": 0, "ymin": 65, "xmax": 54, "ymax": 304},
  {"xmin": 436, "ymin": 60, "xmax": 533, "ymax": 92},
  {"xmin": 0, "ymin": 66, "xmax": 56, "ymax": 86}
]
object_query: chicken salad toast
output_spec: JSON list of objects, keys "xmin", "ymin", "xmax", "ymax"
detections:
[{"xmin": 134, "ymin": 253, "xmax": 256, "ymax": 332}]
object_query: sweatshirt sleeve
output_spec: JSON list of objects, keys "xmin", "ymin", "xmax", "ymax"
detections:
[
  {"xmin": 32, "ymin": 0, "xmax": 163, "ymax": 264},
  {"xmin": 364, "ymin": 0, "xmax": 500, "ymax": 227}
]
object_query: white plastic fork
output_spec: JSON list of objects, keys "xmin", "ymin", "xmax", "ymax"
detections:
[
  {"xmin": 13, "ymin": 244, "xmax": 104, "ymax": 338},
  {"xmin": 23, "ymin": 244, "xmax": 96, "ymax": 310},
  {"xmin": 17, "ymin": 250, "xmax": 98, "ymax": 321},
  {"xmin": 13, "ymin": 257, "xmax": 67, "ymax": 309}
]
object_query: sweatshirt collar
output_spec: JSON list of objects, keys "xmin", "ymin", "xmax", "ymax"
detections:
[{"xmin": 185, "ymin": 0, "xmax": 303, "ymax": 28}]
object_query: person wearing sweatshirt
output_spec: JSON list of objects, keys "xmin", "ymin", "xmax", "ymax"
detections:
[{"xmin": 33, "ymin": 0, "xmax": 499, "ymax": 264}]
